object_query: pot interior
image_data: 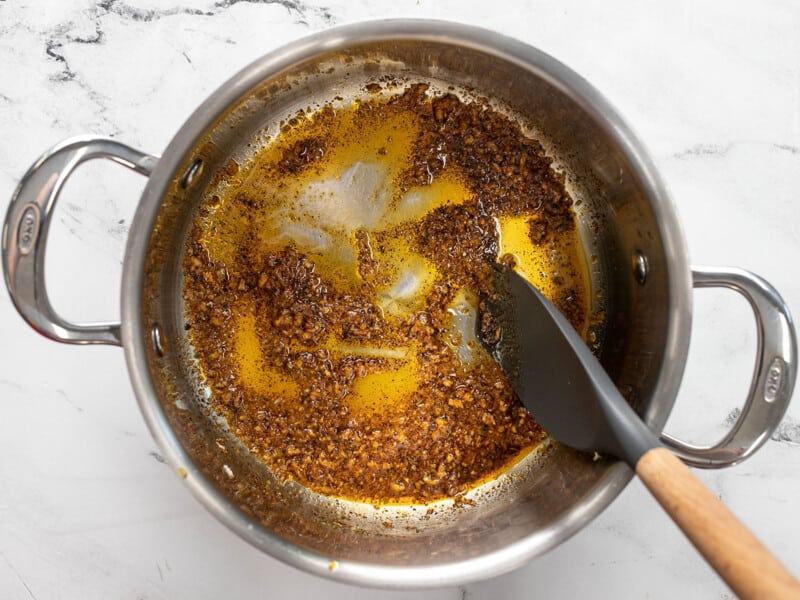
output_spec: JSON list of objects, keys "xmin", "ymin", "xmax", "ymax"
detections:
[{"xmin": 136, "ymin": 27, "xmax": 683, "ymax": 583}]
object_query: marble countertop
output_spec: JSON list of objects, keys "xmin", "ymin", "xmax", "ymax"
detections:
[{"xmin": 1, "ymin": 1, "xmax": 799, "ymax": 598}]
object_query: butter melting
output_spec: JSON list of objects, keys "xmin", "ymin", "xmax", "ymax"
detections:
[
  {"xmin": 234, "ymin": 313, "xmax": 299, "ymax": 399},
  {"xmin": 446, "ymin": 289, "xmax": 484, "ymax": 366},
  {"xmin": 348, "ymin": 356, "xmax": 420, "ymax": 413},
  {"xmin": 496, "ymin": 216, "xmax": 588, "ymax": 314}
]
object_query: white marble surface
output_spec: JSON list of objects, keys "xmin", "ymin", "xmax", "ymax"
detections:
[{"xmin": 1, "ymin": 1, "xmax": 799, "ymax": 598}]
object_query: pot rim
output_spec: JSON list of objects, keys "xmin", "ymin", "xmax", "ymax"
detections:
[{"xmin": 120, "ymin": 18, "xmax": 692, "ymax": 588}]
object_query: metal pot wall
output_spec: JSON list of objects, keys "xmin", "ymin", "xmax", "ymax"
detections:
[{"xmin": 2, "ymin": 20, "xmax": 796, "ymax": 588}]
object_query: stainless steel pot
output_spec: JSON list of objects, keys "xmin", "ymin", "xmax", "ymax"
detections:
[{"xmin": 2, "ymin": 20, "xmax": 796, "ymax": 588}]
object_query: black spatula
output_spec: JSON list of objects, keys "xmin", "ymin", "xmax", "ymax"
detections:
[{"xmin": 481, "ymin": 264, "xmax": 800, "ymax": 599}]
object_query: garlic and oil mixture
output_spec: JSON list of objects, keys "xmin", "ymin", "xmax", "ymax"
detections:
[{"xmin": 183, "ymin": 83, "xmax": 590, "ymax": 503}]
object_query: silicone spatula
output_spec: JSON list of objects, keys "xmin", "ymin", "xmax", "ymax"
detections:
[{"xmin": 481, "ymin": 264, "xmax": 800, "ymax": 599}]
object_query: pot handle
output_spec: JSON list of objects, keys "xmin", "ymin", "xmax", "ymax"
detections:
[
  {"xmin": 2, "ymin": 136, "xmax": 158, "ymax": 346},
  {"xmin": 659, "ymin": 266, "xmax": 797, "ymax": 467}
]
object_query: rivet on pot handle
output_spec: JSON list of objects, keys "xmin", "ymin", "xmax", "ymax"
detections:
[
  {"xmin": 660, "ymin": 266, "xmax": 797, "ymax": 468},
  {"xmin": 2, "ymin": 136, "xmax": 159, "ymax": 346}
]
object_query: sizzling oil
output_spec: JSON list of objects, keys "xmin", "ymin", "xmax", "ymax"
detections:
[{"xmin": 184, "ymin": 83, "xmax": 592, "ymax": 504}]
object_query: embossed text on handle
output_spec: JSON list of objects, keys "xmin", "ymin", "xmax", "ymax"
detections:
[
  {"xmin": 17, "ymin": 205, "xmax": 39, "ymax": 255},
  {"xmin": 764, "ymin": 357, "xmax": 784, "ymax": 403}
]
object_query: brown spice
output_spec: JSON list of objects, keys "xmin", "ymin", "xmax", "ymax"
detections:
[{"xmin": 182, "ymin": 83, "xmax": 588, "ymax": 504}]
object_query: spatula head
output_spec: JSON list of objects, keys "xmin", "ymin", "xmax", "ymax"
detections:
[{"xmin": 481, "ymin": 265, "xmax": 657, "ymax": 466}]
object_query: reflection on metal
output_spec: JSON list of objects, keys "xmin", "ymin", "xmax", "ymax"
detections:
[
  {"xmin": 633, "ymin": 249, "xmax": 648, "ymax": 285},
  {"xmin": 151, "ymin": 322, "xmax": 165, "ymax": 357},
  {"xmin": 660, "ymin": 267, "xmax": 797, "ymax": 468},
  {"xmin": 181, "ymin": 158, "xmax": 203, "ymax": 189},
  {"xmin": 1, "ymin": 135, "xmax": 157, "ymax": 346}
]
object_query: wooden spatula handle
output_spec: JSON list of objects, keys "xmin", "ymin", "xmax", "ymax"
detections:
[{"xmin": 636, "ymin": 447, "xmax": 800, "ymax": 599}]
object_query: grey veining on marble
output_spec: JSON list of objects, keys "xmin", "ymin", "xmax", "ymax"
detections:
[{"xmin": 1, "ymin": 1, "xmax": 799, "ymax": 598}]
